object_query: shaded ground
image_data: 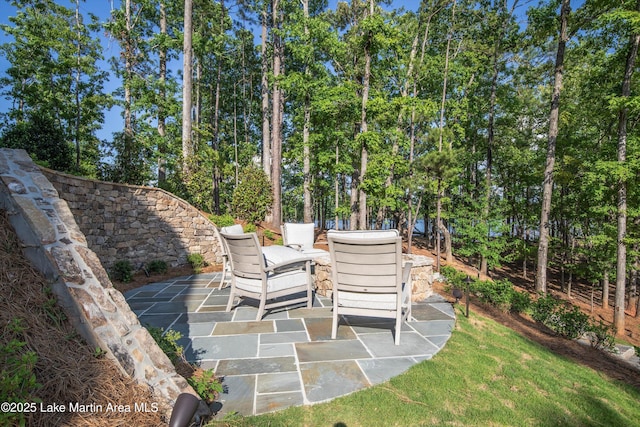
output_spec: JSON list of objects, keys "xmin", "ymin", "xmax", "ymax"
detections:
[{"xmin": 0, "ymin": 210, "xmax": 165, "ymax": 426}]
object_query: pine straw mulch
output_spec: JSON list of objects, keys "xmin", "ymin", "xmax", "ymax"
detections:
[{"xmin": 0, "ymin": 209, "xmax": 165, "ymax": 427}]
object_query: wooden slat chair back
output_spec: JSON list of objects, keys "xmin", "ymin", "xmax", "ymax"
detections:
[
  {"xmin": 221, "ymin": 231, "xmax": 313, "ymax": 320},
  {"xmin": 214, "ymin": 223, "xmax": 244, "ymax": 289},
  {"xmin": 328, "ymin": 230, "xmax": 412, "ymax": 345}
]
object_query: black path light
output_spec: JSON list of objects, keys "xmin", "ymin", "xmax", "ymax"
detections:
[
  {"xmin": 452, "ymin": 286, "xmax": 464, "ymax": 304},
  {"xmin": 169, "ymin": 393, "xmax": 201, "ymax": 427}
]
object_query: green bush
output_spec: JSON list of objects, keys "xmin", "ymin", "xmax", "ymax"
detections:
[
  {"xmin": 0, "ymin": 112, "xmax": 73, "ymax": 172},
  {"xmin": 510, "ymin": 290, "xmax": 532, "ymax": 314},
  {"xmin": 587, "ymin": 320, "xmax": 616, "ymax": 352},
  {"xmin": 147, "ymin": 326, "xmax": 223, "ymax": 404},
  {"xmin": 187, "ymin": 253, "xmax": 206, "ymax": 273},
  {"xmin": 263, "ymin": 229, "xmax": 274, "ymax": 240},
  {"xmin": 441, "ymin": 265, "xmax": 468, "ymax": 289},
  {"xmin": 209, "ymin": 214, "xmax": 236, "ymax": 228},
  {"xmin": 231, "ymin": 165, "xmax": 273, "ymax": 225},
  {"xmin": 441, "ymin": 267, "xmax": 529, "ymax": 313},
  {"xmin": 471, "ymin": 279, "xmax": 514, "ymax": 311},
  {"xmin": 530, "ymin": 293, "xmax": 562, "ymax": 325},
  {"xmin": 187, "ymin": 368, "xmax": 224, "ymax": 404},
  {"xmin": 147, "ymin": 260, "xmax": 168, "ymax": 275},
  {"xmin": 0, "ymin": 319, "xmax": 42, "ymax": 426},
  {"xmin": 146, "ymin": 326, "xmax": 183, "ymax": 364},
  {"xmin": 531, "ymin": 294, "xmax": 590, "ymax": 340},
  {"xmin": 111, "ymin": 260, "xmax": 133, "ymax": 283},
  {"xmin": 244, "ymin": 223, "xmax": 257, "ymax": 233}
]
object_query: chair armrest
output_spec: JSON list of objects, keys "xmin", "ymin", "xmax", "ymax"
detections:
[
  {"xmin": 265, "ymin": 258, "xmax": 312, "ymax": 274},
  {"xmin": 285, "ymin": 243, "xmax": 303, "ymax": 251}
]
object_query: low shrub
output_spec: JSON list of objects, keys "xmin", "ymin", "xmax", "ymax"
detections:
[
  {"xmin": 147, "ymin": 260, "xmax": 168, "ymax": 275},
  {"xmin": 209, "ymin": 214, "xmax": 235, "ymax": 228},
  {"xmin": 441, "ymin": 265, "xmax": 468, "ymax": 289},
  {"xmin": 146, "ymin": 326, "xmax": 183, "ymax": 364},
  {"xmin": 263, "ymin": 229, "xmax": 274, "ymax": 240},
  {"xmin": 472, "ymin": 279, "xmax": 517, "ymax": 312},
  {"xmin": 147, "ymin": 326, "xmax": 223, "ymax": 405},
  {"xmin": 111, "ymin": 260, "xmax": 133, "ymax": 283},
  {"xmin": 441, "ymin": 266, "xmax": 529, "ymax": 314},
  {"xmin": 587, "ymin": 320, "xmax": 616, "ymax": 352},
  {"xmin": 0, "ymin": 319, "xmax": 42, "ymax": 426},
  {"xmin": 531, "ymin": 293, "xmax": 590, "ymax": 340},
  {"xmin": 510, "ymin": 290, "xmax": 532, "ymax": 314},
  {"xmin": 187, "ymin": 253, "xmax": 206, "ymax": 273},
  {"xmin": 231, "ymin": 165, "xmax": 273, "ymax": 225},
  {"xmin": 244, "ymin": 223, "xmax": 257, "ymax": 233},
  {"xmin": 530, "ymin": 292, "xmax": 562, "ymax": 325},
  {"xmin": 187, "ymin": 368, "xmax": 224, "ymax": 404}
]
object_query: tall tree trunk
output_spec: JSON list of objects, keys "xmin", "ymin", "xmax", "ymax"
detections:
[
  {"xmin": 181, "ymin": 0, "xmax": 194, "ymax": 176},
  {"xmin": 435, "ymin": 0, "xmax": 456, "ymax": 269},
  {"xmin": 335, "ymin": 144, "xmax": 340, "ymax": 230},
  {"xmin": 603, "ymin": 269, "xmax": 609, "ymax": 309},
  {"xmin": 194, "ymin": 62, "xmax": 201, "ymax": 147},
  {"xmin": 407, "ymin": 8, "xmax": 439, "ymax": 253},
  {"xmin": 358, "ymin": 0, "xmax": 375, "ymax": 230},
  {"xmin": 271, "ymin": 0, "xmax": 283, "ymax": 227},
  {"xmin": 124, "ymin": 0, "xmax": 134, "ymax": 157},
  {"xmin": 350, "ymin": 170, "xmax": 359, "ymax": 230},
  {"xmin": 536, "ymin": 0, "xmax": 570, "ymax": 293},
  {"xmin": 73, "ymin": 0, "xmax": 81, "ymax": 171},
  {"xmin": 211, "ymin": 0, "xmax": 225, "ymax": 214},
  {"xmin": 614, "ymin": 4, "xmax": 640, "ymax": 332},
  {"xmin": 302, "ymin": 0, "xmax": 312, "ymax": 224},
  {"xmin": 384, "ymin": 18, "xmax": 421, "ymax": 235},
  {"xmin": 157, "ymin": 1, "xmax": 167, "ymax": 185},
  {"xmin": 261, "ymin": 5, "xmax": 271, "ymax": 181},
  {"xmin": 481, "ymin": 31, "xmax": 499, "ymax": 276}
]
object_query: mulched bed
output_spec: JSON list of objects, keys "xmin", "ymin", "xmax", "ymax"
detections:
[{"xmin": 0, "ymin": 210, "xmax": 165, "ymax": 426}]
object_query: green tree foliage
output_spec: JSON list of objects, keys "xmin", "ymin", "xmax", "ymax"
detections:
[
  {"xmin": 0, "ymin": 112, "xmax": 73, "ymax": 171},
  {"xmin": 0, "ymin": 0, "xmax": 110, "ymax": 177},
  {"xmin": 232, "ymin": 165, "xmax": 273, "ymax": 225}
]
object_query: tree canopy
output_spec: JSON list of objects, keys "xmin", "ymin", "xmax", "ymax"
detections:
[{"xmin": 2, "ymin": 0, "xmax": 640, "ymax": 329}]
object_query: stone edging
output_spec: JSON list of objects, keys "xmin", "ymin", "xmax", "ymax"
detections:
[{"xmin": 0, "ymin": 149, "xmax": 203, "ymax": 420}]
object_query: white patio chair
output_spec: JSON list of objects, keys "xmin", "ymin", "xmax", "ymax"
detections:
[
  {"xmin": 328, "ymin": 230, "xmax": 412, "ymax": 345},
  {"xmin": 215, "ymin": 224, "xmax": 244, "ymax": 289},
  {"xmin": 221, "ymin": 231, "xmax": 313, "ymax": 320},
  {"xmin": 281, "ymin": 222, "xmax": 329, "ymax": 258}
]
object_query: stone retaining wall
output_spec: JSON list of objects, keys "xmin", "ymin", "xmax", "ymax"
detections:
[
  {"xmin": 0, "ymin": 149, "xmax": 203, "ymax": 421},
  {"xmin": 41, "ymin": 167, "xmax": 222, "ymax": 270}
]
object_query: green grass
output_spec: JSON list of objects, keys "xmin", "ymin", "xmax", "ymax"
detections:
[{"xmin": 207, "ymin": 308, "xmax": 640, "ymax": 427}]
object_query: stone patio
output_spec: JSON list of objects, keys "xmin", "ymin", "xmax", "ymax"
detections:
[{"xmin": 124, "ymin": 272, "xmax": 456, "ymax": 417}]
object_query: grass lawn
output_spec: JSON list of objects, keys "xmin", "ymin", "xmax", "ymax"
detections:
[{"xmin": 207, "ymin": 307, "xmax": 640, "ymax": 427}]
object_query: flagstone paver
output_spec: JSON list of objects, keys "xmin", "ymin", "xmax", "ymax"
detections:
[{"xmin": 124, "ymin": 272, "xmax": 455, "ymax": 417}]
